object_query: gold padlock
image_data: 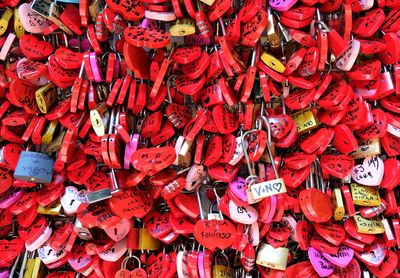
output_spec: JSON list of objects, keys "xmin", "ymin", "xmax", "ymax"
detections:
[
  {"xmin": 350, "ymin": 138, "xmax": 381, "ymax": 159},
  {"xmin": 90, "ymin": 102, "xmax": 109, "ymax": 137},
  {"xmin": 266, "ymin": 7, "xmax": 281, "ymax": 50},
  {"xmin": 35, "ymin": 83, "xmax": 56, "ymax": 114},
  {"xmin": 89, "ymin": 0, "xmax": 105, "ymax": 20},
  {"xmin": 0, "ymin": 8, "xmax": 13, "ymax": 37},
  {"xmin": 354, "ymin": 215, "xmax": 384, "ymax": 234},
  {"xmin": 45, "ymin": 129, "xmax": 65, "ymax": 154},
  {"xmin": 14, "ymin": 8, "xmax": 25, "ymax": 38},
  {"xmin": 213, "ymin": 253, "xmax": 232, "ymax": 278},
  {"xmin": 139, "ymin": 228, "xmax": 160, "ymax": 250},
  {"xmin": 260, "ymin": 53, "xmax": 285, "ymax": 73},
  {"xmin": 169, "ymin": 18, "xmax": 196, "ymax": 37},
  {"xmin": 42, "ymin": 121, "xmax": 58, "ymax": 145},
  {"xmin": 292, "ymin": 108, "xmax": 319, "ymax": 134},
  {"xmin": 48, "ymin": 2, "xmax": 73, "ymax": 35},
  {"xmin": 332, "ymin": 188, "xmax": 345, "ymax": 221},
  {"xmin": 178, "ymin": 139, "xmax": 194, "ymax": 168},
  {"xmin": 37, "ymin": 201, "xmax": 62, "ymax": 215},
  {"xmin": 350, "ymin": 183, "xmax": 380, "ymax": 207},
  {"xmin": 256, "ymin": 243, "xmax": 288, "ymax": 270}
]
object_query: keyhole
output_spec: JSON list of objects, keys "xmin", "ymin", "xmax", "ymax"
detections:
[
  {"xmin": 48, "ymin": 250, "xmax": 52, "ymax": 256},
  {"xmin": 78, "ymin": 257, "xmax": 82, "ymax": 263},
  {"xmin": 70, "ymin": 199, "xmax": 75, "ymax": 206},
  {"xmin": 114, "ymin": 228, "xmax": 118, "ymax": 235}
]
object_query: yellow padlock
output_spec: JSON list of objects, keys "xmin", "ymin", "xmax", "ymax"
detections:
[
  {"xmin": 90, "ymin": 102, "xmax": 108, "ymax": 137},
  {"xmin": 212, "ymin": 253, "xmax": 232, "ymax": 278},
  {"xmin": 350, "ymin": 138, "xmax": 381, "ymax": 159},
  {"xmin": 138, "ymin": 228, "xmax": 160, "ymax": 250},
  {"xmin": 332, "ymin": 188, "xmax": 345, "ymax": 221},
  {"xmin": 37, "ymin": 201, "xmax": 62, "ymax": 215},
  {"xmin": 0, "ymin": 9, "xmax": 13, "ymax": 37},
  {"xmin": 354, "ymin": 215, "xmax": 384, "ymax": 234},
  {"xmin": 350, "ymin": 183, "xmax": 380, "ymax": 207},
  {"xmin": 292, "ymin": 108, "xmax": 319, "ymax": 134},
  {"xmin": 169, "ymin": 18, "xmax": 196, "ymax": 37},
  {"xmin": 35, "ymin": 83, "xmax": 56, "ymax": 114},
  {"xmin": 178, "ymin": 140, "xmax": 193, "ymax": 168},
  {"xmin": 256, "ymin": 243, "xmax": 288, "ymax": 270},
  {"xmin": 14, "ymin": 9, "xmax": 25, "ymax": 38},
  {"xmin": 42, "ymin": 121, "xmax": 58, "ymax": 145},
  {"xmin": 45, "ymin": 130, "xmax": 65, "ymax": 154},
  {"xmin": 260, "ymin": 52, "xmax": 285, "ymax": 73}
]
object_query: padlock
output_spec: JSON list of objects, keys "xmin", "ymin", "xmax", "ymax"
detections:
[
  {"xmin": 14, "ymin": 151, "xmax": 54, "ymax": 183},
  {"xmin": 139, "ymin": 227, "xmax": 160, "ymax": 251},
  {"xmin": 256, "ymin": 242, "xmax": 288, "ymax": 270},
  {"xmin": 212, "ymin": 252, "xmax": 232, "ymax": 278}
]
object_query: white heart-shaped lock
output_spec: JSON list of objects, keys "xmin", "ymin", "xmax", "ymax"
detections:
[
  {"xmin": 104, "ymin": 218, "xmax": 130, "ymax": 242},
  {"xmin": 37, "ymin": 240, "xmax": 67, "ymax": 265},
  {"xmin": 249, "ymin": 221, "xmax": 260, "ymax": 246},
  {"xmin": 177, "ymin": 250, "xmax": 189, "ymax": 278},
  {"xmin": 61, "ymin": 186, "xmax": 86, "ymax": 215},
  {"xmin": 229, "ymin": 137, "xmax": 244, "ymax": 166},
  {"xmin": 228, "ymin": 200, "xmax": 258, "ymax": 224},
  {"xmin": 185, "ymin": 164, "xmax": 206, "ymax": 191},
  {"xmin": 351, "ymin": 156, "xmax": 384, "ymax": 186},
  {"xmin": 25, "ymin": 226, "xmax": 52, "ymax": 252},
  {"xmin": 98, "ymin": 238, "xmax": 127, "ymax": 262},
  {"xmin": 18, "ymin": 3, "xmax": 50, "ymax": 34},
  {"xmin": 79, "ymin": 264, "xmax": 94, "ymax": 276}
]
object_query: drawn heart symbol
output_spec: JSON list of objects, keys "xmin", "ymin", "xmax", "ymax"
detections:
[
  {"xmin": 68, "ymin": 244, "xmax": 92, "ymax": 272},
  {"xmin": 17, "ymin": 58, "xmax": 47, "ymax": 81},
  {"xmin": 54, "ymin": 47, "xmax": 84, "ymax": 70},
  {"xmin": 193, "ymin": 219, "xmax": 236, "ymax": 251},
  {"xmin": 18, "ymin": 3, "xmax": 49, "ymax": 34},
  {"xmin": 105, "ymin": 0, "xmax": 145, "ymax": 21},
  {"xmin": 308, "ymin": 247, "xmax": 335, "ymax": 277},
  {"xmin": 228, "ymin": 200, "xmax": 258, "ymax": 225},
  {"xmin": 356, "ymin": 109, "xmax": 387, "ymax": 139},
  {"xmin": 19, "ymin": 35, "xmax": 54, "ymax": 61},
  {"xmin": 320, "ymin": 154, "xmax": 354, "ymax": 178},
  {"xmin": 143, "ymin": 211, "xmax": 171, "ymax": 239},
  {"xmin": 354, "ymin": 238, "xmax": 387, "ymax": 267},
  {"xmin": 76, "ymin": 202, "xmax": 121, "ymax": 229},
  {"xmin": 280, "ymin": 166, "xmax": 309, "ymax": 189},
  {"xmin": 322, "ymin": 246, "xmax": 354, "ymax": 268},
  {"xmin": 0, "ymin": 238, "xmax": 24, "ymax": 263},
  {"xmin": 107, "ymin": 189, "xmax": 153, "ymax": 219},
  {"xmin": 130, "ymin": 146, "xmax": 176, "ymax": 175},
  {"xmin": 60, "ymin": 186, "xmax": 86, "ymax": 215},
  {"xmin": 37, "ymin": 240, "xmax": 68, "ymax": 265},
  {"xmin": 380, "ymin": 158, "xmax": 400, "ymax": 190},
  {"xmin": 351, "ymin": 156, "xmax": 384, "ymax": 186},
  {"xmin": 366, "ymin": 250, "xmax": 398, "ymax": 277}
]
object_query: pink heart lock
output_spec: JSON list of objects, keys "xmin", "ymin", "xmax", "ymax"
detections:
[
  {"xmin": 0, "ymin": 188, "xmax": 23, "ymax": 209},
  {"xmin": 98, "ymin": 237, "xmax": 127, "ymax": 262},
  {"xmin": 322, "ymin": 246, "xmax": 354, "ymax": 268},
  {"xmin": 25, "ymin": 226, "xmax": 52, "ymax": 252},
  {"xmin": 228, "ymin": 176, "xmax": 247, "ymax": 203},
  {"xmin": 351, "ymin": 156, "xmax": 384, "ymax": 186},
  {"xmin": 0, "ymin": 270, "xmax": 9, "ymax": 278},
  {"xmin": 336, "ymin": 39, "xmax": 361, "ymax": 71},
  {"xmin": 37, "ymin": 240, "xmax": 68, "ymax": 265},
  {"xmin": 68, "ymin": 245, "xmax": 92, "ymax": 272},
  {"xmin": 249, "ymin": 221, "xmax": 260, "ymax": 246},
  {"xmin": 124, "ymin": 134, "xmax": 139, "ymax": 169},
  {"xmin": 60, "ymin": 186, "xmax": 86, "ymax": 215},
  {"xmin": 185, "ymin": 164, "xmax": 206, "ymax": 191},
  {"xmin": 18, "ymin": 3, "xmax": 50, "ymax": 34},
  {"xmin": 104, "ymin": 218, "xmax": 130, "ymax": 242},
  {"xmin": 269, "ymin": 0, "xmax": 297, "ymax": 11},
  {"xmin": 308, "ymin": 247, "xmax": 335, "ymax": 277},
  {"xmin": 228, "ymin": 200, "xmax": 258, "ymax": 225}
]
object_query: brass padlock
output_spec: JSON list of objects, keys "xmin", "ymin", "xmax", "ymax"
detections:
[
  {"xmin": 178, "ymin": 139, "xmax": 194, "ymax": 168},
  {"xmin": 350, "ymin": 138, "xmax": 381, "ymax": 159},
  {"xmin": 37, "ymin": 201, "xmax": 62, "ymax": 215},
  {"xmin": 212, "ymin": 252, "xmax": 233, "ymax": 278},
  {"xmin": 170, "ymin": 18, "xmax": 196, "ymax": 37},
  {"xmin": 139, "ymin": 228, "xmax": 160, "ymax": 250},
  {"xmin": 292, "ymin": 108, "xmax": 319, "ymax": 134},
  {"xmin": 42, "ymin": 121, "xmax": 58, "ymax": 145},
  {"xmin": 332, "ymin": 188, "xmax": 345, "ymax": 221},
  {"xmin": 35, "ymin": 83, "xmax": 56, "ymax": 114},
  {"xmin": 350, "ymin": 183, "xmax": 380, "ymax": 207},
  {"xmin": 256, "ymin": 243, "xmax": 288, "ymax": 270},
  {"xmin": 354, "ymin": 215, "xmax": 384, "ymax": 234}
]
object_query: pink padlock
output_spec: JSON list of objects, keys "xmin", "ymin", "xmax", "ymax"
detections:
[{"xmin": 269, "ymin": 0, "xmax": 297, "ymax": 12}]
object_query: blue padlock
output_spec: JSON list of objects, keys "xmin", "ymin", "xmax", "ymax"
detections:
[{"xmin": 14, "ymin": 151, "xmax": 54, "ymax": 183}]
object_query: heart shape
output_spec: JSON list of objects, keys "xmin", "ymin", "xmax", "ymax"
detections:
[
  {"xmin": 20, "ymin": 35, "xmax": 54, "ymax": 61},
  {"xmin": 0, "ymin": 238, "xmax": 24, "ymax": 263},
  {"xmin": 84, "ymin": 171, "xmax": 109, "ymax": 192},
  {"xmin": 124, "ymin": 26, "xmax": 170, "ymax": 49},
  {"xmin": 175, "ymin": 74, "xmax": 206, "ymax": 95},
  {"xmin": 105, "ymin": 0, "xmax": 145, "ymax": 21},
  {"xmin": 98, "ymin": 238, "xmax": 127, "ymax": 262},
  {"xmin": 170, "ymin": 215, "xmax": 196, "ymax": 235},
  {"xmin": 320, "ymin": 154, "xmax": 354, "ymax": 178},
  {"xmin": 130, "ymin": 146, "xmax": 176, "ymax": 176},
  {"xmin": 107, "ymin": 189, "xmax": 153, "ymax": 219},
  {"xmin": 212, "ymin": 105, "xmax": 239, "ymax": 134},
  {"xmin": 314, "ymin": 222, "xmax": 345, "ymax": 246},
  {"xmin": 354, "ymin": 238, "xmax": 387, "ymax": 267},
  {"xmin": 268, "ymin": 114, "xmax": 294, "ymax": 140},
  {"xmin": 322, "ymin": 246, "xmax": 354, "ymax": 268},
  {"xmin": 366, "ymin": 250, "xmax": 398, "ymax": 277},
  {"xmin": 37, "ymin": 240, "xmax": 68, "ymax": 265},
  {"xmin": 382, "ymin": 132, "xmax": 400, "ymax": 156},
  {"xmin": 0, "ymin": 187, "xmax": 22, "ymax": 209},
  {"xmin": 9, "ymin": 78, "xmax": 39, "ymax": 114},
  {"xmin": 284, "ymin": 152, "xmax": 316, "ymax": 170},
  {"xmin": 36, "ymin": 184, "xmax": 65, "ymax": 207},
  {"xmin": 208, "ymin": 163, "xmax": 239, "ymax": 183},
  {"xmin": 147, "ymin": 253, "xmax": 170, "ymax": 277},
  {"xmin": 308, "ymin": 247, "xmax": 335, "ymax": 277},
  {"xmin": 143, "ymin": 211, "xmax": 171, "ymax": 239},
  {"xmin": 60, "ymin": 186, "xmax": 86, "ymax": 215},
  {"xmin": 356, "ymin": 109, "xmax": 387, "ymax": 139},
  {"xmin": 165, "ymin": 103, "xmax": 191, "ymax": 129},
  {"xmin": 171, "ymin": 46, "xmax": 202, "ymax": 64},
  {"xmin": 54, "ymin": 47, "xmax": 84, "ymax": 70},
  {"xmin": 193, "ymin": 219, "xmax": 236, "ymax": 251},
  {"xmin": 18, "ymin": 3, "xmax": 49, "ymax": 34},
  {"xmin": 115, "ymin": 269, "xmax": 147, "ymax": 278},
  {"xmin": 228, "ymin": 200, "xmax": 258, "ymax": 225},
  {"xmin": 47, "ymin": 55, "xmax": 79, "ymax": 83},
  {"xmin": 331, "ymin": 259, "xmax": 361, "ymax": 278},
  {"xmin": 174, "ymin": 194, "xmax": 200, "ymax": 218},
  {"xmin": 104, "ymin": 218, "xmax": 130, "ymax": 242},
  {"xmin": 68, "ymin": 245, "xmax": 92, "ymax": 272},
  {"xmin": 380, "ymin": 158, "xmax": 400, "ymax": 190},
  {"xmin": 18, "ymin": 216, "xmax": 48, "ymax": 244},
  {"xmin": 228, "ymin": 176, "xmax": 247, "ymax": 202},
  {"xmin": 351, "ymin": 156, "xmax": 384, "ymax": 186},
  {"xmin": 279, "ymin": 166, "xmax": 309, "ymax": 189},
  {"xmin": 76, "ymin": 202, "xmax": 121, "ymax": 229},
  {"xmin": 340, "ymin": 94, "xmax": 367, "ymax": 126}
]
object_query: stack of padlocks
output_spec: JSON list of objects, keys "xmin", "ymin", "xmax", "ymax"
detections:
[{"xmin": 0, "ymin": 0, "xmax": 399, "ymax": 276}]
